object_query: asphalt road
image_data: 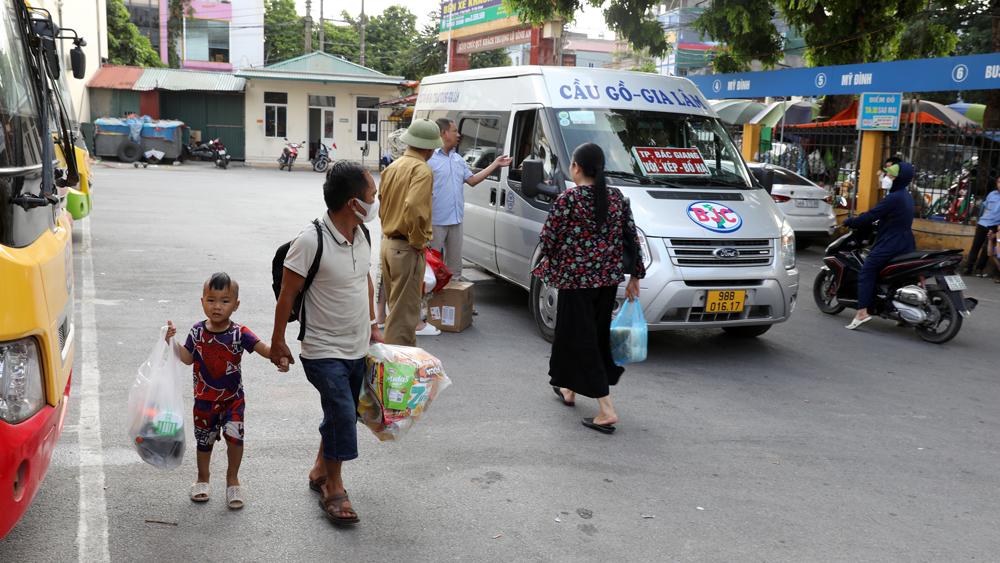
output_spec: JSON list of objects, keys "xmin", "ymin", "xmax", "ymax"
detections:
[{"xmin": 2, "ymin": 163, "xmax": 998, "ymax": 562}]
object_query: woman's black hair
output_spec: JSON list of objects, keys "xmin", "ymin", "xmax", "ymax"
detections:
[
  {"xmin": 323, "ymin": 161, "xmax": 369, "ymax": 212},
  {"xmin": 572, "ymin": 143, "xmax": 608, "ymax": 225}
]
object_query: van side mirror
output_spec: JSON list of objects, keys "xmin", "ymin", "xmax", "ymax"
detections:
[
  {"xmin": 71, "ymin": 44, "xmax": 86, "ymax": 79},
  {"xmin": 521, "ymin": 158, "xmax": 558, "ymax": 198},
  {"xmin": 759, "ymin": 167, "xmax": 775, "ymax": 194}
]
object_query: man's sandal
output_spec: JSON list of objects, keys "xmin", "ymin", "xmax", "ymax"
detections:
[
  {"xmin": 319, "ymin": 491, "xmax": 360, "ymax": 525},
  {"xmin": 226, "ymin": 485, "xmax": 245, "ymax": 510},
  {"xmin": 190, "ymin": 482, "xmax": 210, "ymax": 503}
]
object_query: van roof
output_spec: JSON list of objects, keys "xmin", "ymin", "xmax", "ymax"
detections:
[{"xmin": 416, "ymin": 66, "xmax": 715, "ymax": 117}]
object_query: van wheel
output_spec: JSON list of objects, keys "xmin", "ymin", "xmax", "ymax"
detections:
[
  {"xmin": 530, "ymin": 275, "xmax": 557, "ymax": 342},
  {"xmin": 722, "ymin": 325, "xmax": 772, "ymax": 338}
]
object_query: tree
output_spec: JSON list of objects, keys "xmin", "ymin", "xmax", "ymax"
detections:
[
  {"xmin": 505, "ymin": 0, "xmax": 669, "ymax": 57},
  {"xmin": 341, "ymin": 6, "xmax": 419, "ymax": 75},
  {"xmin": 396, "ymin": 12, "xmax": 445, "ymax": 80},
  {"xmin": 319, "ymin": 21, "xmax": 359, "ymax": 62},
  {"xmin": 470, "ymin": 49, "xmax": 512, "ymax": 69},
  {"xmin": 106, "ymin": 0, "xmax": 164, "ymax": 67},
  {"xmin": 691, "ymin": 0, "xmax": 783, "ymax": 73},
  {"xmin": 265, "ymin": 0, "xmax": 304, "ymax": 64}
]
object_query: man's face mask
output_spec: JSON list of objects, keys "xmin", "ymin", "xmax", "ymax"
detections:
[{"xmin": 881, "ymin": 175, "xmax": 894, "ymax": 191}]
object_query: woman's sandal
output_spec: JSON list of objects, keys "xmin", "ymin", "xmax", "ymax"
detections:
[
  {"xmin": 226, "ymin": 486, "xmax": 245, "ymax": 510},
  {"xmin": 319, "ymin": 491, "xmax": 360, "ymax": 525},
  {"xmin": 551, "ymin": 386, "xmax": 575, "ymax": 406},
  {"xmin": 189, "ymin": 482, "xmax": 210, "ymax": 503},
  {"xmin": 309, "ymin": 476, "xmax": 327, "ymax": 494}
]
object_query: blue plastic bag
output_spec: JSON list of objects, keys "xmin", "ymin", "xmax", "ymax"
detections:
[{"xmin": 610, "ymin": 299, "xmax": 648, "ymax": 366}]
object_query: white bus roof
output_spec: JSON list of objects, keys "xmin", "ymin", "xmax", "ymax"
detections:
[{"xmin": 416, "ymin": 66, "xmax": 716, "ymax": 117}]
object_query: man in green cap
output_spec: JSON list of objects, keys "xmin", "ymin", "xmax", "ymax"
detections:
[{"xmin": 378, "ymin": 118, "xmax": 443, "ymax": 346}]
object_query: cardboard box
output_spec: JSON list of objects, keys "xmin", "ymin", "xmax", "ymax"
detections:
[{"xmin": 427, "ymin": 281, "xmax": 474, "ymax": 333}]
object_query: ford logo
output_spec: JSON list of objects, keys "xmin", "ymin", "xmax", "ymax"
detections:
[{"xmin": 714, "ymin": 247, "xmax": 739, "ymax": 259}]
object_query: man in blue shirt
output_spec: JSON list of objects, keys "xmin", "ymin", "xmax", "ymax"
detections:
[
  {"xmin": 964, "ymin": 176, "xmax": 1000, "ymax": 277},
  {"xmin": 428, "ymin": 118, "xmax": 512, "ymax": 279}
]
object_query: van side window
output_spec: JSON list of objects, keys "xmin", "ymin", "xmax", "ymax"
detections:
[
  {"xmin": 457, "ymin": 116, "xmax": 502, "ymax": 180},
  {"xmin": 509, "ymin": 109, "xmax": 556, "ymax": 185}
]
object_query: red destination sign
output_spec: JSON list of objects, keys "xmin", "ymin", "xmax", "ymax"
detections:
[{"xmin": 631, "ymin": 147, "xmax": 710, "ymax": 176}]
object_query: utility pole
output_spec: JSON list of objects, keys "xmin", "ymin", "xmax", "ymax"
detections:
[
  {"xmin": 305, "ymin": 0, "xmax": 313, "ymax": 52},
  {"xmin": 318, "ymin": 0, "xmax": 324, "ymax": 53},
  {"xmin": 359, "ymin": 0, "xmax": 366, "ymax": 66}
]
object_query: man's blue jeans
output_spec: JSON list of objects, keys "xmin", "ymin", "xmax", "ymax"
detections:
[{"xmin": 301, "ymin": 357, "xmax": 366, "ymax": 461}]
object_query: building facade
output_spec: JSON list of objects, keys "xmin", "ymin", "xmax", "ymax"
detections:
[{"xmin": 124, "ymin": 0, "xmax": 265, "ymax": 71}]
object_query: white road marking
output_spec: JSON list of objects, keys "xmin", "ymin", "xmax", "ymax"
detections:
[{"xmin": 77, "ymin": 218, "xmax": 110, "ymax": 563}]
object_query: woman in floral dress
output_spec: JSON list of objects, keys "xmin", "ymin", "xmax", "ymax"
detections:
[{"xmin": 533, "ymin": 143, "xmax": 646, "ymax": 434}]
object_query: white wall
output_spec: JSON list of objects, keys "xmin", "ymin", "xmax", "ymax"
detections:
[
  {"xmin": 45, "ymin": 0, "xmax": 108, "ymax": 124},
  {"xmin": 243, "ymin": 78, "xmax": 398, "ymax": 167},
  {"xmin": 231, "ymin": 0, "xmax": 264, "ymax": 69}
]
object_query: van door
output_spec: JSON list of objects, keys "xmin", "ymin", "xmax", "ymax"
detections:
[
  {"xmin": 496, "ymin": 106, "xmax": 559, "ymax": 288},
  {"xmin": 455, "ymin": 113, "xmax": 506, "ymax": 273}
]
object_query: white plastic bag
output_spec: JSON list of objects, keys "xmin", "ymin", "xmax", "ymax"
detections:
[
  {"xmin": 357, "ymin": 344, "xmax": 451, "ymax": 441},
  {"xmin": 424, "ymin": 263, "xmax": 436, "ymax": 294},
  {"xmin": 127, "ymin": 327, "xmax": 187, "ymax": 469}
]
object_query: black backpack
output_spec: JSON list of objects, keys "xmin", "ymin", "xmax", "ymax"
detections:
[{"xmin": 272, "ymin": 219, "xmax": 371, "ymax": 341}]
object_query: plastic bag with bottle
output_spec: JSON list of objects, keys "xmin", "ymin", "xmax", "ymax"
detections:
[{"xmin": 127, "ymin": 327, "xmax": 187, "ymax": 469}]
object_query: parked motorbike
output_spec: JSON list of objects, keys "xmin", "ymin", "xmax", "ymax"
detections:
[
  {"xmin": 184, "ymin": 138, "xmax": 230, "ymax": 169},
  {"xmin": 311, "ymin": 142, "xmax": 335, "ymax": 173},
  {"xmin": 813, "ymin": 226, "xmax": 977, "ymax": 343},
  {"xmin": 278, "ymin": 138, "xmax": 305, "ymax": 171}
]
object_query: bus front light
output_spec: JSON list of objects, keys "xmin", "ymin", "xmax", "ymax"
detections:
[{"xmin": 0, "ymin": 338, "xmax": 45, "ymax": 424}]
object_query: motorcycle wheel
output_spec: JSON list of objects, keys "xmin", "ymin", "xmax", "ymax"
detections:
[
  {"xmin": 914, "ymin": 290, "xmax": 962, "ymax": 344},
  {"xmin": 313, "ymin": 158, "xmax": 328, "ymax": 173},
  {"xmin": 812, "ymin": 269, "xmax": 846, "ymax": 314}
]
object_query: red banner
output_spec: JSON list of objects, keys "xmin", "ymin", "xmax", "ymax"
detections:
[{"xmin": 631, "ymin": 147, "xmax": 710, "ymax": 176}]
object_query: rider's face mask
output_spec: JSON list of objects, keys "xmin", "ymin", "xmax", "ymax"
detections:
[{"xmin": 880, "ymin": 174, "xmax": 894, "ymax": 191}]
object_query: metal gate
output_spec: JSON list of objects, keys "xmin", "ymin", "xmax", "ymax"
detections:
[{"xmin": 160, "ymin": 92, "xmax": 246, "ymax": 160}]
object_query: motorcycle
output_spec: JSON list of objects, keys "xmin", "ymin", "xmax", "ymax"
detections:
[
  {"xmin": 311, "ymin": 142, "xmax": 335, "ymax": 173},
  {"xmin": 813, "ymin": 226, "xmax": 977, "ymax": 343},
  {"xmin": 184, "ymin": 138, "xmax": 230, "ymax": 169},
  {"xmin": 278, "ymin": 138, "xmax": 305, "ymax": 171}
]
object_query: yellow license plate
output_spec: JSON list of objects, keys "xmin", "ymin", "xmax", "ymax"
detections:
[{"xmin": 706, "ymin": 290, "xmax": 746, "ymax": 313}]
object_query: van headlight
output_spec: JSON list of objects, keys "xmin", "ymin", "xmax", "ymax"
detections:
[
  {"xmin": 781, "ymin": 219, "xmax": 796, "ymax": 270},
  {"xmin": 0, "ymin": 338, "xmax": 46, "ymax": 424},
  {"xmin": 636, "ymin": 227, "xmax": 652, "ymax": 270}
]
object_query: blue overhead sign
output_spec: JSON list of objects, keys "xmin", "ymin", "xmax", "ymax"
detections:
[
  {"xmin": 858, "ymin": 92, "xmax": 903, "ymax": 131},
  {"xmin": 689, "ymin": 53, "xmax": 1000, "ymax": 99}
]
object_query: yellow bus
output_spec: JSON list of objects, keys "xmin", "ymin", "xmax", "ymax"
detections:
[{"xmin": 1, "ymin": 0, "xmax": 88, "ymax": 538}]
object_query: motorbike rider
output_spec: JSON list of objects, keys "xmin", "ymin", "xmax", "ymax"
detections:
[{"xmin": 843, "ymin": 158, "xmax": 916, "ymax": 330}]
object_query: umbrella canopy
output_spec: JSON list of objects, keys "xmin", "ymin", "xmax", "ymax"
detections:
[
  {"xmin": 900, "ymin": 100, "xmax": 977, "ymax": 128},
  {"xmin": 947, "ymin": 102, "xmax": 986, "ymax": 125},
  {"xmin": 709, "ymin": 99, "xmax": 768, "ymax": 125},
  {"xmin": 750, "ymin": 100, "xmax": 819, "ymax": 127}
]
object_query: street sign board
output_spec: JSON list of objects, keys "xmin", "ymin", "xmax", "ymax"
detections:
[
  {"xmin": 857, "ymin": 92, "xmax": 903, "ymax": 131},
  {"xmin": 440, "ymin": 0, "xmax": 513, "ymax": 32},
  {"xmin": 689, "ymin": 53, "xmax": 1000, "ymax": 99}
]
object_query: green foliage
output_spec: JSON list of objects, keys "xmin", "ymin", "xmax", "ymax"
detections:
[
  {"xmin": 265, "ymin": 0, "xmax": 304, "ymax": 64},
  {"xmin": 166, "ymin": 0, "xmax": 191, "ymax": 68},
  {"xmin": 364, "ymin": 6, "xmax": 419, "ymax": 75},
  {"xmin": 631, "ymin": 60, "xmax": 657, "ymax": 73},
  {"xmin": 106, "ymin": 0, "xmax": 164, "ymax": 67},
  {"xmin": 397, "ymin": 12, "xmax": 446, "ymax": 80},
  {"xmin": 505, "ymin": 0, "xmax": 669, "ymax": 57},
  {"xmin": 692, "ymin": 0, "xmax": 782, "ymax": 72},
  {"xmin": 470, "ymin": 49, "xmax": 512, "ymax": 70},
  {"xmin": 320, "ymin": 21, "xmax": 359, "ymax": 62}
]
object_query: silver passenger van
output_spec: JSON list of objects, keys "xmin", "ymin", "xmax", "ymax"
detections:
[{"xmin": 415, "ymin": 66, "xmax": 799, "ymax": 340}]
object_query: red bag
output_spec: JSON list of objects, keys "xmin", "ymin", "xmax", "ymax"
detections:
[{"xmin": 424, "ymin": 247, "xmax": 452, "ymax": 293}]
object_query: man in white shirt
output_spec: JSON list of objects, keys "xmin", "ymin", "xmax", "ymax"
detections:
[
  {"xmin": 271, "ymin": 161, "xmax": 381, "ymax": 526},
  {"xmin": 428, "ymin": 118, "xmax": 512, "ymax": 279}
]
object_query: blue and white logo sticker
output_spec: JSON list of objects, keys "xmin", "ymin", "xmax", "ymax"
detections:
[{"xmin": 687, "ymin": 201, "xmax": 742, "ymax": 233}]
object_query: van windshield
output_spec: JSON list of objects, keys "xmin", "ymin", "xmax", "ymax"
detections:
[{"xmin": 553, "ymin": 108, "xmax": 753, "ymax": 188}]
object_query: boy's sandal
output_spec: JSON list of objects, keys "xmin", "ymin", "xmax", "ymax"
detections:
[
  {"xmin": 319, "ymin": 491, "xmax": 360, "ymax": 525},
  {"xmin": 226, "ymin": 486, "xmax": 245, "ymax": 510},
  {"xmin": 190, "ymin": 482, "xmax": 210, "ymax": 503},
  {"xmin": 309, "ymin": 476, "xmax": 327, "ymax": 494}
]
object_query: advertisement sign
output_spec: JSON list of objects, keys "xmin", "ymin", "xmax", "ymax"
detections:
[
  {"xmin": 439, "ymin": 0, "xmax": 513, "ymax": 32},
  {"xmin": 455, "ymin": 28, "xmax": 531, "ymax": 54},
  {"xmin": 687, "ymin": 201, "xmax": 743, "ymax": 233},
  {"xmin": 857, "ymin": 92, "xmax": 903, "ymax": 131},
  {"xmin": 689, "ymin": 53, "xmax": 1000, "ymax": 99},
  {"xmin": 631, "ymin": 147, "xmax": 710, "ymax": 176}
]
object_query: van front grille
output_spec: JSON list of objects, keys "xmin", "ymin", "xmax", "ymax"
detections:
[{"xmin": 667, "ymin": 238, "xmax": 773, "ymax": 267}]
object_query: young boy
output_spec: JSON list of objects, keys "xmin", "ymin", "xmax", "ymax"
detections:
[{"xmin": 165, "ymin": 272, "xmax": 285, "ymax": 509}]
